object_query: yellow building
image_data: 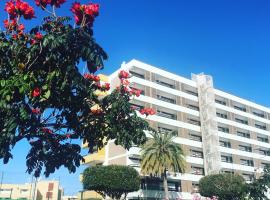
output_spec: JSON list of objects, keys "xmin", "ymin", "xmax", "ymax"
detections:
[
  {"xmin": 79, "ymin": 74, "xmax": 109, "ymax": 200},
  {"xmin": 0, "ymin": 180, "xmax": 63, "ymax": 200}
]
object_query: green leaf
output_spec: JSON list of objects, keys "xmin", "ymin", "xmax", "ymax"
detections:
[
  {"xmin": 6, "ymin": 95, "xmax": 10, "ymax": 101},
  {"xmin": 44, "ymin": 90, "xmax": 51, "ymax": 99},
  {"xmin": 1, "ymin": 80, "xmax": 5, "ymax": 87}
]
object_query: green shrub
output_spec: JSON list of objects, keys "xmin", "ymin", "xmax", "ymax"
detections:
[
  {"xmin": 199, "ymin": 173, "xmax": 247, "ymax": 200},
  {"xmin": 83, "ymin": 165, "xmax": 140, "ymax": 200}
]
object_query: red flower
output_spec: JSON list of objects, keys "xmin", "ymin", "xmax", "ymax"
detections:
[
  {"xmin": 32, "ymin": 87, "xmax": 41, "ymax": 97},
  {"xmin": 139, "ymin": 109, "xmax": 145, "ymax": 115},
  {"xmin": 53, "ymin": 0, "xmax": 66, "ymax": 7},
  {"xmin": 12, "ymin": 34, "xmax": 18, "ymax": 40},
  {"xmin": 5, "ymin": 0, "xmax": 35, "ymax": 20},
  {"xmin": 35, "ymin": 32, "xmax": 43, "ymax": 40},
  {"xmin": 3, "ymin": 20, "xmax": 9, "ymax": 29},
  {"xmin": 30, "ymin": 39, "xmax": 36, "ymax": 45},
  {"xmin": 18, "ymin": 24, "xmax": 25, "ymax": 32},
  {"xmin": 119, "ymin": 70, "xmax": 130, "ymax": 79},
  {"xmin": 121, "ymin": 79, "xmax": 130, "ymax": 86},
  {"xmin": 35, "ymin": 0, "xmax": 51, "ymax": 8},
  {"xmin": 42, "ymin": 128, "xmax": 53, "ymax": 134},
  {"xmin": 139, "ymin": 108, "xmax": 156, "ymax": 116},
  {"xmin": 84, "ymin": 73, "xmax": 100, "ymax": 82},
  {"xmin": 84, "ymin": 3, "xmax": 99, "ymax": 16},
  {"xmin": 130, "ymin": 88, "xmax": 141, "ymax": 97},
  {"xmin": 71, "ymin": 2, "xmax": 99, "ymax": 27},
  {"xmin": 5, "ymin": 1, "xmax": 16, "ymax": 19},
  {"xmin": 31, "ymin": 108, "xmax": 41, "ymax": 114},
  {"xmin": 35, "ymin": 0, "xmax": 65, "ymax": 8}
]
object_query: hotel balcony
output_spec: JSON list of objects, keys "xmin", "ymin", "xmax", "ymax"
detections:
[{"xmin": 83, "ymin": 147, "xmax": 105, "ymax": 165}]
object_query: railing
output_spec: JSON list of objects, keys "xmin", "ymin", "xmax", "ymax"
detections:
[
  {"xmin": 187, "ymin": 118, "xmax": 201, "ymax": 126},
  {"xmin": 156, "ymin": 80, "xmax": 175, "ymax": 89},
  {"xmin": 187, "ymin": 104, "xmax": 199, "ymax": 111},
  {"xmin": 157, "ymin": 95, "xmax": 176, "ymax": 104},
  {"xmin": 215, "ymin": 99, "xmax": 226, "ymax": 105},
  {"xmin": 185, "ymin": 90, "xmax": 198, "ymax": 97},
  {"xmin": 130, "ymin": 71, "xmax": 145, "ymax": 79},
  {"xmin": 157, "ymin": 111, "xmax": 177, "ymax": 120}
]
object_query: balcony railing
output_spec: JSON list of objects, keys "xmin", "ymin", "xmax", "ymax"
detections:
[
  {"xmin": 157, "ymin": 95, "xmax": 176, "ymax": 104},
  {"xmin": 255, "ymin": 124, "xmax": 267, "ymax": 130},
  {"xmin": 189, "ymin": 134, "xmax": 202, "ymax": 142},
  {"xmin": 253, "ymin": 112, "xmax": 265, "ymax": 118},
  {"xmin": 185, "ymin": 90, "xmax": 198, "ymax": 97},
  {"xmin": 157, "ymin": 111, "xmax": 177, "ymax": 120},
  {"xmin": 235, "ymin": 118, "xmax": 248, "ymax": 125},
  {"xmin": 156, "ymin": 80, "xmax": 175, "ymax": 89},
  {"xmin": 187, "ymin": 104, "xmax": 199, "ymax": 111},
  {"xmin": 187, "ymin": 118, "xmax": 201, "ymax": 126},
  {"xmin": 130, "ymin": 71, "xmax": 145, "ymax": 79},
  {"xmin": 215, "ymin": 99, "xmax": 226, "ymax": 105}
]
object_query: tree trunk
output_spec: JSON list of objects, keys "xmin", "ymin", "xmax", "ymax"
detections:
[{"xmin": 163, "ymin": 169, "xmax": 169, "ymax": 200}]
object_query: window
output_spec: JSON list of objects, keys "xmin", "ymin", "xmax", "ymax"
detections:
[
  {"xmin": 257, "ymin": 135, "xmax": 269, "ymax": 143},
  {"xmin": 129, "ymin": 70, "xmax": 145, "ymax": 79},
  {"xmin": 239, "ymin": 145, "xmax": 252, "ymax": 152},
  {"xmin": 187, "ymin": 118, "xmax": 201, "ymax": 126},
  {"xmin": 237, "ymin": 131, "xmax": 250, "ymax": 138},
  {"xmin": 216, "ymin": 112, "xmax": 228, "ymax": 119},
  {"xmin": 187, "ymin": 104, "xmax": 199, "ymax": 111},
  {"xmin": 130, "ymin": 103, "xmax": 143, "ymax": 111},
  {"xmin": 215, "ymin": 99, "xmax": 226, "ymax": 106},
  {"xmin": 255, "ymin": 123, "xmax": 266, "ymax": 130},
  {"xmin": 220, "ymin": 140, "xmax": 231, "ymax": 148},
  {"xmin": 190, "ymin": 150, "xmax": 203, "ymax": 158},
  {"xmin": 191, "ymin": 166, "xmax": 204, "ymax": 175},
  {"xmin": 129, "ymin": 156, "xmax": 141, "ymax": 167},
  {"xmin": 218, "ymin": 126, "xmax": 229, "ymax": 133},
  {"xmin": 158, "ymin": 126, "xmax": 178, "ymax": 136},
  {"xmin": 242, "ymin": 173, "xmax": 254, "ymax": 181},
  {"xmin": 192, "ymin": 182, "xmax": 199, "ymax": 193},
  {"xmin": 156, "ymin": 80, "xmax": 175, "ymax": 88},
  {"xmin": 223, "ymin": 170, "xmax": 234, "ymax": 174},
  {"xmin": 253, "ymin": 111, "xmax": 265, "ymax": 118},
  {"xmin": 157, "ymin": 95, "xmax": 176, "ymax": 104},
  {"xmin": 20, "ymin": 189, "xmax": 29, "ymax": 194},
  {"xmin": 0, "ymin": 189, "xmax": 12, "ymax": 194},
  {"xmin": 157, "ymin": 110, "xmax": 176, "ymax": 120},
  {"xmin": 46, "ymin": 192, "xmax": 53, "ymax": 198},
  {"xmin": 235, "ymin": 118, "xmax": 248, "ymax": 125},
  {"xmin": 258, "ymin": 149, "xmax": 270, "ymax": 156},
  {"xmin": 129, "ymin": 87, "xmax": 145, "ymax": 95},
  {"xmin": 189, "ymin": 133, "xmax": 202, "ymax": 142},
  {"xmin": 48, "ymin": 183, "xmax": 54, "ymax": 191},
  {"xmin": 240, "ymin": 159, "xmax": 254, "ymax": 166},
  {"xmin": 221, "ymin": 155, "xmax": 233, "ymax": 163},
  {"xmin": 261, "ymin": 162, "xmax": 270, "ymax": 168},
  {"xmin": 185, "ymin": 90, "xmax": 198, "ymax": 96},
  {"xmin": 234, "ymin": 105, "xmax": 246, "ymax": 112},
  {"xmin": 141, "ymin": 178, "xmax": 180, "ymax": 192}
]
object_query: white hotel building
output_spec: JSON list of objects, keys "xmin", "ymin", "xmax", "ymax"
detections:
[{"xmin": 85, "ymin": 59, "xmax": 270, "ymax": 200}]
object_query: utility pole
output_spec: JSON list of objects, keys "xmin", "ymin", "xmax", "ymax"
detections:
[
  {"xmin": 29, "ymin": 176, "xmax": 34, "ymax": 200},
  {"xmin": 0, "ymin": 171, "xmax": 3, "ymax": 190},
  {"xmin": 32, "ymin": 177, "xmax": 38, "ymax": 200}
]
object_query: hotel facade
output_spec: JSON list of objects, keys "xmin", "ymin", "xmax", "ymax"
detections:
[{"xmin": 83, "ymin": 59, "xmax": 270, "ymax": 200}]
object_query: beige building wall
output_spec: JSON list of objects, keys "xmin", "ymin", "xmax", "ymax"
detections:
[{"xmin": 0, "ymin": 181, "xmax": 62, "ymax": 200}]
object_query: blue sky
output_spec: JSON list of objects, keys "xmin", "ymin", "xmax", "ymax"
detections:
[{"xmin": 0, "ymin": 0, "xmax": 270, "ymax": 195}]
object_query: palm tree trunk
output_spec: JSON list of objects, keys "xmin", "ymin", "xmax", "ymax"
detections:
[{"xmin": 163, "ymin": 169, "xmax": 169, "ymax": 200}]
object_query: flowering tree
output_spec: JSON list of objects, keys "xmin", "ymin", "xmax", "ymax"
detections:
[{"xmin": 0, "ymin": 0, "xmax": 154, "ymax": 177}]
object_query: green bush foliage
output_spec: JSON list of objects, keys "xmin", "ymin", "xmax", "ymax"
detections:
[
  {"xmin": 199, "ymin": 173, "xmax": 247, "ymax": 200},
  {"xmin": 83, "ymin": 165, "xmax": 140, "ymax": 200}
]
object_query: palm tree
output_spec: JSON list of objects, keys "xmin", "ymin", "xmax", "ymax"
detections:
[{"xmin": 140, "ymin": 131, "xmax": 186, "ymax": 200}]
